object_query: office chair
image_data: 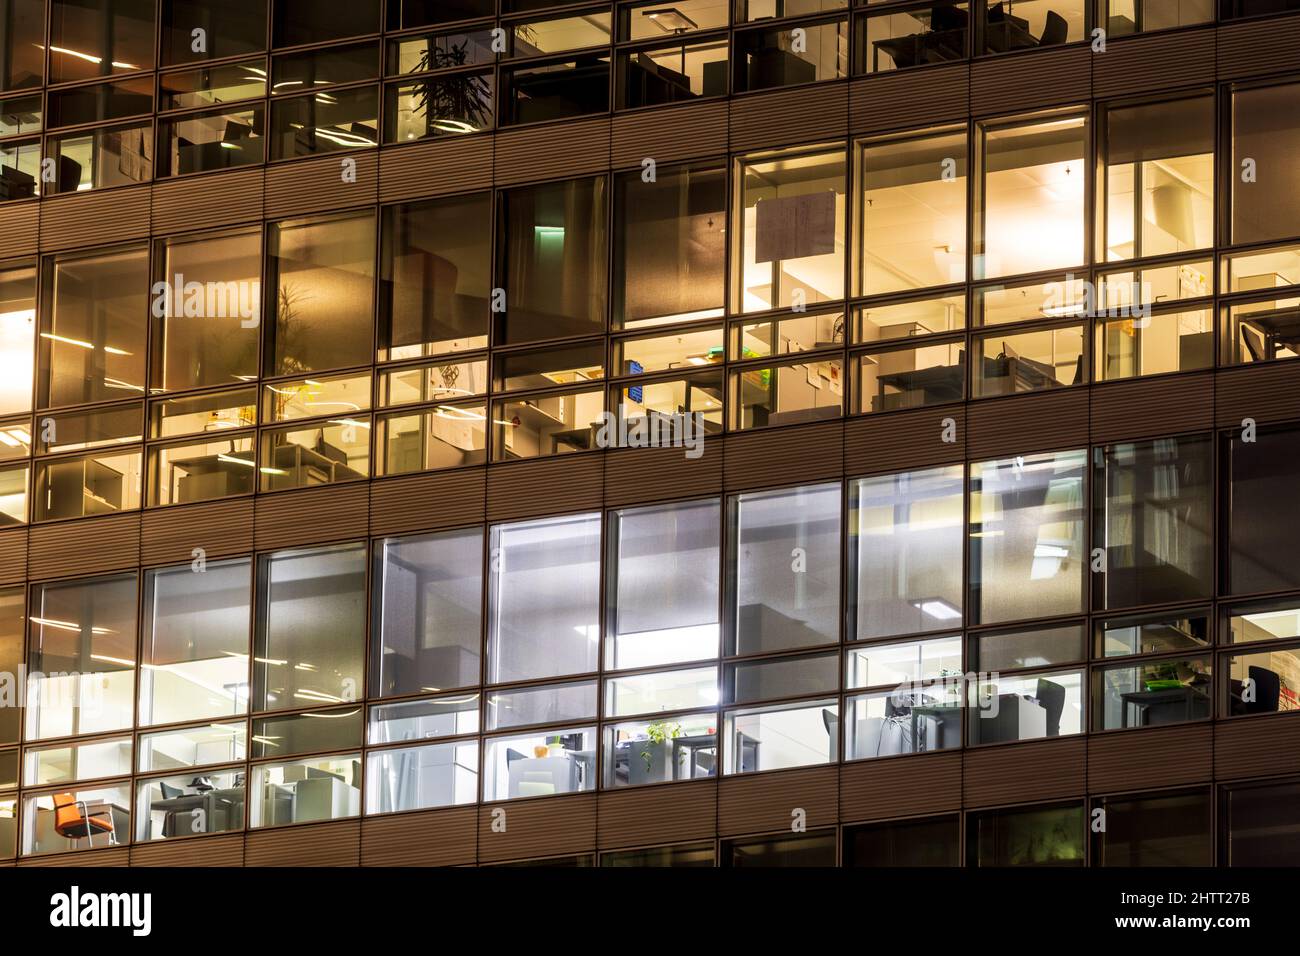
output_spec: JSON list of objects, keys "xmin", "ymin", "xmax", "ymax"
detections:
[
  {"xmin": 1035, "ymin": 679, "xmax": 1067, "ymax": 736},
  {"xmin": 932, "ymin": 4, "xmax": 969, "ymax": 30},
  {"xmin": 52, "ymin": 792, "xmax": 116, "ymax": 848},
  {"xmin": 822, "ymin": 709, "xmax": 839, "ymax": 762},
  {"xmin": 159, "ymin": 781, "xmax": 184, "ymax": 800},
  {"xmin": 1246, "ymin": 665, "xmax": 1282, "ymax": 714},
  {"xmin": 1039, "ymin": 10, "xmax": 1069, "ymax": 45},
  {"xmin": 1241, "ymin": 325, "xmax": 1268, "ymax": 363}
]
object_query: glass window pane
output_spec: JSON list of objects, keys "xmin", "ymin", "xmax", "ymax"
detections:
[
  {"xmin": 251, "ymin": 707, "xmax": 363, "ymax": 758},
  {"xmin": 968, "ymin": 670, "xmax": 1083, "ymax": 744},
  {"xmin": 861, "ymin": 6, "xmax": 968, "ymax": 74},
  {"xmin": 273, "ymin": 0, "xmax": 379, "ymax": 46},
  {"xmin": 492, "ymin": 387, "xmax": 606, "ymax": 459},
  {"xmin": 980, "ymin": 0, "xmax": 1084, "ymax": 52},
  {"xmin": 1232, "ymin": 82, "xmax": 1300, "ymax": 246},
  {"xmin": 603, "ymin": 713, "xmax": 717, "ymax": 787},
  {"xmin": 722, "ymin": 698, "xmax": 837, "ymax": 774},
  {"xmin": 483, "ymin": 727, "xmax": 596, "ymax": 800},
  {"xmin": 367, "ymin": 693, "xmax": 479, "ymax": 745},
  {"xmin": 730, "ymin": 357, "xmax": 843, "ymax": 429},
  {"xmin": 149, "ymin": 434, "xmax": 256, "ymax": 505},
  {"xmin": 1226, "ymin": 424, "xmax": 1300, "ymax": 595},
  {"xmin": 254, "ymin": 543, "xmax": 366, "ymax": 713},
  {"xmin": 1093, "ymin": 657, "xmax": 1211, "ymax": 729},
  {"xmin": 365, "ymin": 740, "xmax": 477, "ymax": 813},
  {"xmin": 1096, "ymin": 307, "xmax": 1213, "ymax": 381},
  {"xmin": 488, "ymin": 513, "xmax": 601, "ymax": 683},
  {"xmin": 604, "ymin": 666, "xmax": 719, "ymax": 717},
  {"xmin": 616, "ymin": 40, "xmax": 729, "ymax": 108},
  {"xmin": 851, "ymin": 465, "xmax": 964, "ymax": 640},
  {"xmin": 248, "ymin": 754, "xmax": 361, "ymax": 827},
  {"xmin": 602, "ymin": 842, "xmax": 716, "ymax": 866},
  {"xmin": 484, "ymin": 680, "xmax": 596, "ymax": 731},
  {"xmin": 733, "ymin": 19, "xmax": 848, "ymax": 92},
  {"xmin": 857, "ymin": 338, "xmax": 964, "ymax": 413},
  {"xmin": 721, "ymin": 828, "xmax": 837, "ymax": 867},
  {"xmin": 138, "ymin": 721, "xmax": 246, "ymax": 772},
  {"xmin": 969, "ymin": 450, "xmax": 1086, "ymax": 625},
  {"xmin": 160, "ymin": 105, "xmax": 265, "ymax": 175},
  {"xmin": 33, "ymin": 448, "xmax": 142, "ymax": 520},
  {"xmin": 22, "ymin": 784, "xmax": 130, "ymax": 855},
  {"xmin": 1098, "ymin": 610, "xmax": 1209, "ymax": 658},
  {"xmin": 973, "ymin": 324, "xmax": 1085, "ymax": 397},
  {"xmin": 1094, "ymin": 789, "xmax": 1211, "ymax": 866},
  {"xmin": 0, "ymin": 264, "xmax": 35, "ymax": 416},
  {"xmin": 973, "ymin": 623, "xmax": 1084, "ymax": 671},
  {"xmin": 845, "ymin": 634, "xmax": 962, "ymax": 688},
  {"xmin": 724, "ymin": 651, "xmax": 838, "ymax": 704},
  {"xmin": 0, "ymin": 586, "xmax": 23, "ymax": 744},
  {"xmin": 968, "ymin": 802, "xmax": 1085, "ymax": 867},
  {"xmin": 49, "ymin": 0, "xmax": 154, "ymax": 83},
  {"xmin": 844, "ymin": 683, "xmax": 962, "ymax": 758},
  {"xmin": 502, "ymin": 56, "xmax": 611, "ymax": 125},
  {"xmin": 162, "ymin": 0, "xmax": 268, "ymax": 64},
  {"xmin": 609, "ymin": 500, "xmax": 720, "ymax": 670},
  {"xmin": 384, "ymin": 71, "xmax": 494, "ymax": 142},
  {"xmin": 259, "ymin": 419, "xmax": 370, "ymax": 490},
  {"xmin": 844, "ymin": 814, "xmax": 961, "ymax": 866},
  {"xmin": 0, "ymin": 0, "xmax": 43, "ymax": 90},
  {"xmin": 24, "ymin": 736, "xmax": 131, "ymax": 786},
  {"xmin": 1226, "ymin": 645, "xmax": 1300, "ymax": 717},
  {"xmin": 135, "ymin": 769, "xmax": 244, "ymax": 840},
  {"xmin": 270, "ymin": 86, "xmax": 379, "ymax": 157}
]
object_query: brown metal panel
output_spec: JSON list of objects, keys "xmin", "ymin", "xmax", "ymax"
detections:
[
  {"xmin": 1215, "ymin": 713, "xmax": 1300, "ymax": 781},
  {"xmin": 604, "ymin": 445, "xmax": 722, "ymax": 508},
  {"xmin": 729, "ymin": 83, "xmax": 849, "ymax": 153},
  {"xmin": 476, "ymin": 794, "xmax": 597, "ymax": 863},
  {"xmin": 39, "ymin": 185, "xmax": 151, "ymax": 251},
  {"xmin": 723, "ymin": 421, "xmax": 843, "ymax": 491},
  {"xmin": 244, "ymin": 820, "xmax": 361, "ymax": 866},
  {"xmin": 485, "ymin": 454, "xmax": 604, "ymax": 522},
  {"xmin": 716, "ymin": 765, "xmax": 837, "ymax": 836},
  {"xmin": 1217, "ymin": 12, "xmax": 1300, "ymax": 80},
  {"xmin": 1090, "ymin": 373, "xmax": 1213, "ymax": 443},
  {"xmin": 611, "ymin": 100, "xmax": 729, "ymax": 169},
  {"xmin": 966, "ymin": 388, "xmax": 1089, "ymax": 460},
  {"xmin": 28, "ymin": 513, "xmax": 140, "ymax": 579},
  {"xmin": 844, "ymin": 408, "xmax": 965, "ymax": 477},
  {"xmin": 839, "ymin": 751, "xmax": 963, "ymax": 822},
  {"xmin": 0, "ymin": 527, "xmax": 26, "ymax": 586},
  {"xmin": 361, "ymin": 806, "xmax": 477, "ymax": 866},
  {"xmin": 254, "ymin": 483, "xmax": 370, "ymax": 551},
  {"xmin": 370, "ymin": 469, "xmax": 487, "ymax": 537},
  {"xmin": 1087, "ymin": 724, "xmax": 1212, "ymax": 793},
  {"xmin": 970, "ymin": 46, "xmax": 1091, "ymax": 118},
  {"xmin": 264, "ymin": 151, "xmax": 379, "ymax": 220},
  {"xmin": 0, "ymin": 201, "xmax": 38, "ymax": 259},
  {"xmin": 18, "ymin": 847, "xmax": 129, "ymax": 866},
  {"xmin": 849, "ymin": 64, "xmax": 970, "ymax": 136},
  {"xmin": 128, "ymin": 833, "xmax": 245, "ymax": 866},
  {"xmin": 1092, "ymin": 28, "xmax": 1215, "ymax": 99},
  {"xmin": 963, "ymin": 737, "xmax": 1085, "ymax": 807},
  {"xmin": 151, "ymin": 168, "xmax": 265, "ymax": 234},
  {"xmin": 140, "ymin": 498, "xmax": 254, "ymax": 567},
  {"xmin": 493, "ymin": 117, "xmax": 611, "ymax": 186},
  {"xmin": 378, "ymin": 135, "xmax": 494, "ymax": 204},
  {"xmin": 596, "ymin": 781, "xmax": 717, "ymax": 849},
  {"xmin": 1215, "ymin": 362, "xmax": 1300, "ymax": 428}
]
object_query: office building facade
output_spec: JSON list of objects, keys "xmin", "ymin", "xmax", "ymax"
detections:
[{"xmin": 0, "ymin": 0, "xmax": 1299, "ymax": 867}]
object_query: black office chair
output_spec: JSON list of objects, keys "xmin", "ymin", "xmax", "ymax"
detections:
[
  {"xmin": 1246, "ymin": 665, "xmax": 1282, "ymax": 714},
  {"xmin": 1039, "ymin": 10, "xmax": 1069, "ymax": 45},
  {"xmin": 1035, "ymin": 678, "xmax": 1067, "ymax": 736},
  {"xmin": 932, "ymin": 4, "xmax": 969, "ymax": 30}
]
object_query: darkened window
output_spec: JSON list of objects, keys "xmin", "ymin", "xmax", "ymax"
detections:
[
  {"xmin": 39, "ymin": 246, "xmax": 149, "ymax": 408},
  {"xmin": 497, "ymin": 176, "xmax": 608, "ymax": 344},
  {"xmin": 601, "ymin": 843, "xmax": 716, "ymax": 866},
  {"xmin": 387, "ymin": 0, "xmax": 494, "ymax": 31},
  {"xmin": 266, "ymin": 211, "xmax": 376, "ymax": 375},
  {"xmin": 384, "ymin": 71, "xmax": 494, "ymax": 142},
  {"xmin": 270, "ymin": 86, "xmax": 378, "ymax": 158},
  {"xmin": 49, "ymin": 0, "xmax": 155, "ymax": 83},
  {"xmin": 1094, "ymin": 789, "xmax": 1211, "ymax": 866},
  {"xmin": 252, "ymin": 708, "xmax": 363, "ymax": 758},
  {"xmin": 272, "ymin": 41, "xmax": 379, "ymax": 90},
  {"xmin": 1232, "ymin": 82, "xmax": 1300, "ymax": 246},
  {"xmin": 0, "ymin": 0, "xmax": 44, "ymax": 90},
  {"xmin": 979, "ymin": 0, "xmax": 1084, "ymax": 53},
  {"xmin": 1092, "ymin": 435, "xmax": 1213, "ymax": 610},
  {"xmin": 501, "ymin": 55, "xmax": 611, "ymax": 125},
  {"xmin": 161, "ymin": 0, "xmax": 268, "ymax": 64},
  {"xmin": 272, "ymin": 0, "xmax": 380, "ymax": 47},
  {"xmin": 1107, "ymin": 0, "xmax": 1212, "ymax": 34},
  {"xmin": 968, "ymin": 802, "xmax": 1085, "ymax": 867},
  {"xmin": 613, "ymin": 161, "xmax": 725, "ymax": 329},
  {"xmin": 48, "ymin": 79, "xmax": 153, "ymax": 128},
  {"xmin": 721, "ymin": 829, "xmax": 838, "ymax": 867},
  {"xmin": 1224, "ymin": 779, "xmax": 1300, "ymax": 865},
  {"xmin": 45, "ymin": 121, "xmax": 153, "ymax": 193},
  {"xmin": 1226, "ymin": 423, "xmax": 1300, "ymax": 595},
  {"xmin": 160, "ymin": 105, "xmax": 265, "ymax": 175},
  {"xmin": 370, "ymin": 528, "xmax": 483, "ymax": 697},
  {"xmin": 733, "ymin": 19, "xmax": 847, "ymax": 93},
  {"xmin": 380, "ymin": 193, "xmax": 492, "ymax": 360},
  {"xmin": 844, "ymin": 814, "xmax": 961, "ymax": 866},
  {"xmin": 857, "ymin": 3, "xmax": 969, "ymax": 74}
]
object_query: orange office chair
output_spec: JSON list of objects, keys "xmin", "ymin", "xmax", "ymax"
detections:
[{"xmin": 52, "ymin": 792, "xmax": 116, "ymax": 848}]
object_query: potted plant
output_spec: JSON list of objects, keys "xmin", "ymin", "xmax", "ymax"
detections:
[{"xmin": 634, "ymin": 721, "xmax": 683, "ymax": 783}]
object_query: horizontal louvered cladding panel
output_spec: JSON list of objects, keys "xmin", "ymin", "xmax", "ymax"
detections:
[
  {"xmin": 140, "ymin": 498, "xmax": 254, "ymax": 567},
  {"xmin": 970, "ymin": 46, "xmax": 1091, "ymax": 118},
  {"xmin": 369, "ymin": 469, "xmax": 486, "ymax": 537},
  {"xmin": 493, "ymin": 117, "xmax": 611, "ymax": 185},
  {"xmin": 849, "ymin": 64, "xmax": 970, "ymax": 135},
  {"xmin": 724, "ymin": 420, "xmax": 843, "ymax": 491},
  {"xmin": 963, "ymin": 737, "xmax": 1085, "ymax": 807},
  {"xmin": 717, "ymin": 765, "xmax": 838, "ymax": 836},
  {"xmin": 729, "ymin": 83, "xmax": 849, "ymax": 153},
  {"xmin": 129, "ymin": 833, "xmax": 244, "ymax": 867},
  {"xmin": 485, "ymin": 453, "xmax": 604, "ymax": 522},
  {"xmin": 379, "ymin": 135, "xmax": 494, "ymax": 204},
  {"xmin": 1217, "ymin": 12, "xmax": 1300, "ymax": 79},
  {"xmin": 361, "ymin": 806, "xmax": 477, "ymax": 866},
  {"xmin": 28, "ymin": 514, "xmax": 140, "ymax": 579},
  {"xmin": 0, "ymin": 201, "xmax": 37, "ymax": 259},
  {"xmin": 604, "ymin": 445, "xmax": 722, "ymax": 508},
  {"xmin": 966, "ymin": 388, "xmax": 1089, "ymax": 460},
  {"xmin": 19, "ymin": 847, "xmax": 129, "ymax": 866},
  {"xmin": 1215, "ymin": 713, "xmax": 1300, "ymax": 781},
  {"xmin": 1215, "ymin": 362, "xmax": 1300, "ymax": 427},
  {"xmin": 0, "ymin": 528, "xmax": 26, "ymax": 585},
  {"xmin": 844, "ymin": 407, "xmax": 965, "ymax": 477},
  {"xmin": 244, "ymin": 820, "xmax": 361, "ymax": 866},
  {"xmin": 477, "ymin": 794, "xmax": 597, "ymax": 863},
  {"xmin": 254, "ymin": 483, "xmax": 369, "ymax": 551},
  {"xmin": 1092, "ymin": 28, "xmax": 1215, "ymax": 99},
  {"xmin": 611, "ymin": 100, "xmax": 729, "ymax": 169},
  {"xmin": 40, "ymin": 185, "xmax": 151, "ymax": 251},
  {"xmin": 1090, "ymin": 373, "xmax": 1213, "ymax": 443},
  {"xmin": 264, "ymin": 152, "xmax": 378, "ymax": 220},
  {"xmin": 839, "ymin": 751, "xmax": 963, "ymax": 822},
  {"xmin": 1087, "ymin": 724, "xmax": 1212, "ymax": 794},
  {"xmin": 151, "ymin": 168, "xmax": 265, "ymax": 234},
  {"xmin": 596, "ymin": 781, "xmax": 717, "ymax": 849}
]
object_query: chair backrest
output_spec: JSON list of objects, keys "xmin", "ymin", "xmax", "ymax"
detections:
[
  {"xmin": 1247, "ymin": 665, "xmax": 1282, "ymax": 713},
  {"xmin": 1040, "ymin": 10, "xmax": 1069, "ymax": 44},
  {"xmin": 1242, "ymin": 325, "xmax": 1267, "ymax": 362},
  {"xmin": 1036, "ymin": 679, "xmax": 1067, "ymax": 736},
  {"xmin": 51, "ymin": 792, "xmax": 82, "ymax": 831}
]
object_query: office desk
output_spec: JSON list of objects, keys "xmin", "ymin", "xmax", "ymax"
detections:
[
  {"xmin": 972, "ymin": 694, "xmax": 1048, "ymax": 744},
  {"xmin": 1120, "ymin": 685, "xmax": 1210, "ymax": 728},
  {"xmin": 671, "ymin": 734, "xmax": 718, "ymax": 779},
  {"xmin": 875, "ymin": 363, "xmax": 964, "ymax": 411},
  {"xmin": 150, "ymin": 788, "xmax": 245, "ymax": 836},
  {"xmin": 1242, "ymin": 306, "xmax": 1300, "ymax": 359}
]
